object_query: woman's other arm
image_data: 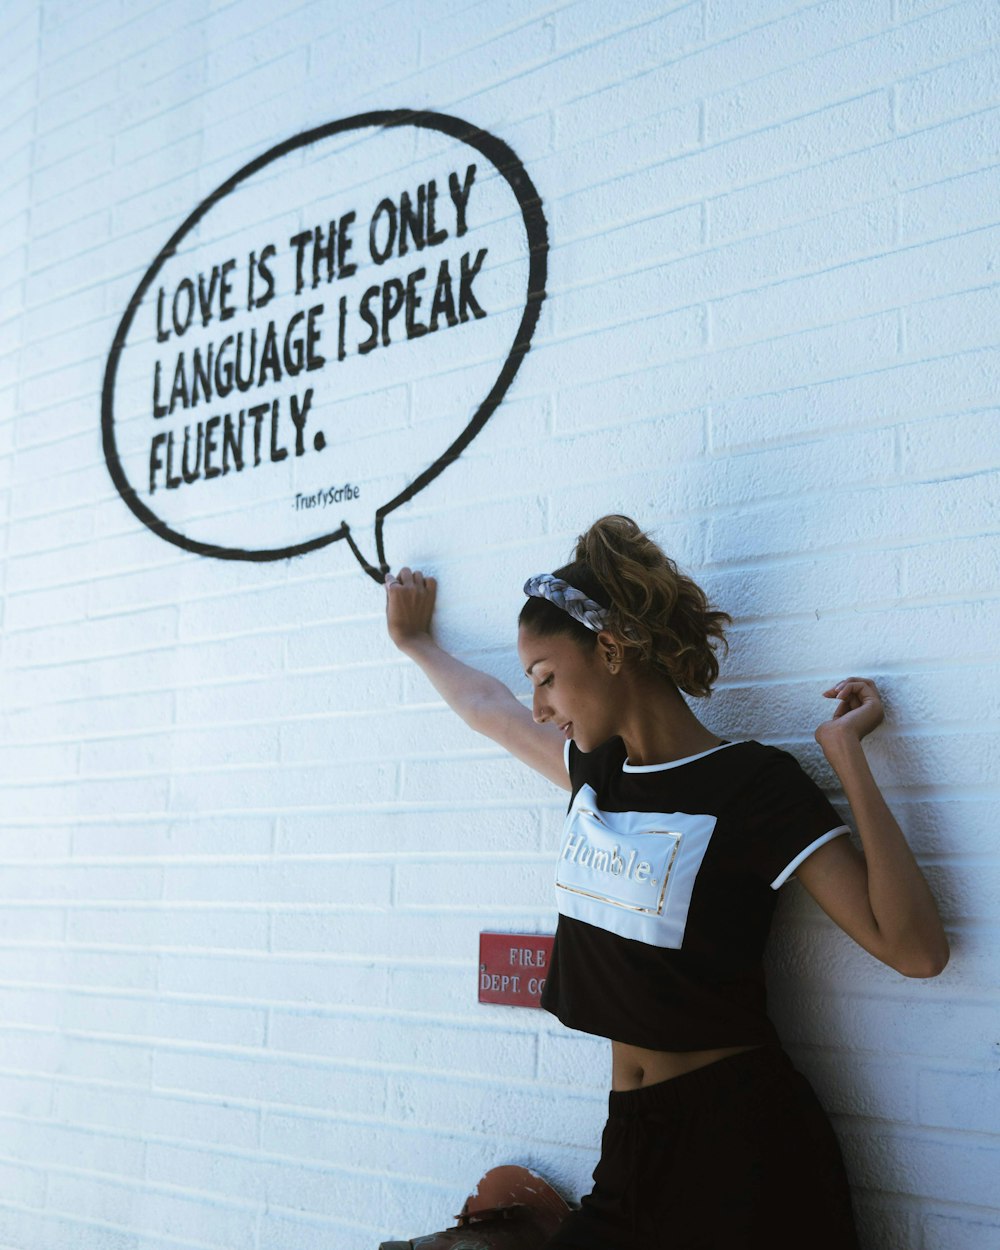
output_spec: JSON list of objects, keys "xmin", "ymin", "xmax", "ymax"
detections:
[
  {"xmin": 795, "ymin": 677, "xmax": 950, "ymax": 978},
  {"xmin": 385, "ymin": 567, "xmax": 570, "ymax": 791}
]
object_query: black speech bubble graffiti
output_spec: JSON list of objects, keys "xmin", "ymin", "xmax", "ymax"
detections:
[{"xmin": 102, "ymin": 109, "xmax": 548, "ymax": 583}]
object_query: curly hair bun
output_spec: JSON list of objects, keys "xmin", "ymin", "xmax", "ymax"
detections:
[{"xmin": 574, "ymin": 515, "xmax": 730, "ymax": 698}]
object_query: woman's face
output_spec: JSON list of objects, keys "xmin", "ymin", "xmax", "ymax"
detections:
[{"xmin": 517, "ymin": 624, "xmax": 619, "ymax": 752}]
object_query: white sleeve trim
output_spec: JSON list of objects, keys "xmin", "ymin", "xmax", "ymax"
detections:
[{"xmin": 770, "ymin": 825, "xmax": 851, "ymax": 890}]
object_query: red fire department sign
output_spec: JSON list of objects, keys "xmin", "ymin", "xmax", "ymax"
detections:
[{"xmin": 478, "ymin": 932, "xmax": 555, "ymax": 1008}]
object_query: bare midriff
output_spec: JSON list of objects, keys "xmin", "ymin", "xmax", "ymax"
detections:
[{"xmin": 611, "ymin": 1040, "xmax": 763, "ymax": 1090}]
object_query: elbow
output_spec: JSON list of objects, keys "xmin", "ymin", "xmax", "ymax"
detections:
[{"xmin": 895, "ymin": 939, "xmax": 950, "ymax": 980}]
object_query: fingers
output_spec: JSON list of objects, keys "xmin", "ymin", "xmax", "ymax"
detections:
[
  {"xmin": 816, "ymin": 676, "xmax": 885, "ymax": 744},
  {"xmin": 820, "ymin": 677, "xmax": 884, "ymax": 728},
  {"xmin": 822, "ymin": 677, "xmax": 878, "ymax": 698},
  {"xmin": 822, "ymin": 678, "xmax": 873, "ymax": 717},
  {"xmin": 384, "ymin": 566, "xmax": 435, "ymax": 591}
]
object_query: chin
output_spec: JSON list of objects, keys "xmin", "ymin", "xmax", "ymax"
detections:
[{"xmin": 572, "ymin": 730, "xmax": 611, "ymax": 754}]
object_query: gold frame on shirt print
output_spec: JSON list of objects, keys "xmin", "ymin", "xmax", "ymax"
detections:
[{"xmin": 557, "ymin": 813, "xmax": 683, "ymax": 916}]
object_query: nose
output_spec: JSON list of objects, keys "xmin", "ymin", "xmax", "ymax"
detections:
[{"xmin": 532, "ymin": 686, "xmax": 550, "ymax": 724}]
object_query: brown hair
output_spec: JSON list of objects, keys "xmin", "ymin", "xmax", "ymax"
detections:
[{"xmin": 518, "ymin": 515, "xmax": 730, "ymax": 697}]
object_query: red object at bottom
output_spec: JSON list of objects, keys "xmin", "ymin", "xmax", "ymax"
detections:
[
  {"xmin": 379, "ymin": 1164, "xmax": 571, "ymax": 1249},
  {"xmin": 479, "ymin": 933, "xmax": 555, "ymax": 1008}
]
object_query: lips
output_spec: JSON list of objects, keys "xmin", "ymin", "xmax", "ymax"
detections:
[{"xmin": 560, "ymin": 722, "xmax": 572, "ymax": 739}]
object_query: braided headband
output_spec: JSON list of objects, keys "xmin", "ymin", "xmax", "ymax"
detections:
[{"xmin": 523, "ymin": 574, "xmax": 610, "ymax": 633}]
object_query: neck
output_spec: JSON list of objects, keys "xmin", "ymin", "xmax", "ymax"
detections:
[{"xmin": 615, "ymin": 668, "xmax": 724, "ymax": 767}]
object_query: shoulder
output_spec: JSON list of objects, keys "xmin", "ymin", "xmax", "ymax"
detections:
[
  {"xmin": 693, "ymin": 739, "xmax": 782, "ymax": 788},
  {"xmin": 730, "ymin": 741, "xmax": 843, "ymax": 838},
  {"xmin": 730, "ymin": 740, "xmax": 812, "ymax": 781},
  {"xmin": 690, "ymin": 740, "xmax": 783, "ymax": 813},
  {"xmin": 715, "ymin": 741, "xmax": 829, "ymax": 816}
]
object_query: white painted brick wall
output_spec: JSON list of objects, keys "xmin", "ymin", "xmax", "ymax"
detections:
[{"xmin": 1, "ymin": 1, "xmax": 998, "ymax": 1246}]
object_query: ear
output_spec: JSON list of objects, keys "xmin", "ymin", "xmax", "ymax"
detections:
[{"xmin": 595, "ymin": 629, "xmax": 621, "ymax": 672}]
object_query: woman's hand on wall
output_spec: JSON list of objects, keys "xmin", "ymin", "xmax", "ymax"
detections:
[
  {"xmin": 816, "ymin": 676, "xmax": 884, "ymax": 747},
  {"xmin": 384, "ymin": 566, "xmax": 437, "ymax": 652}
]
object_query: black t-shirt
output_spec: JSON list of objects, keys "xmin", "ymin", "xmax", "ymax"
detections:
[{"xmin": 540, "ymin": 736, "xmax": 850, "ymax": 1051}]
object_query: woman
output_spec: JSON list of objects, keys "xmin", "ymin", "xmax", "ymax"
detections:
[{"xmin": 384, "ymin": 515, "xmax": 948, "ymax": 1249}]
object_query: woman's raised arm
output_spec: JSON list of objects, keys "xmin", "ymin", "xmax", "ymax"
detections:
[
  {"xmin": 384, "ymin": 567, "xmax": 570, "ymax": 790},
  {"xmin": 796, "ymin": 677, "xmax": 949, "ymax": 978}
]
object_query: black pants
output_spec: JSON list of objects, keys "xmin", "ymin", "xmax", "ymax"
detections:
[{"xmin": 543, "ymin": 1045, "xmax": 859, "ymax": 1249}]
